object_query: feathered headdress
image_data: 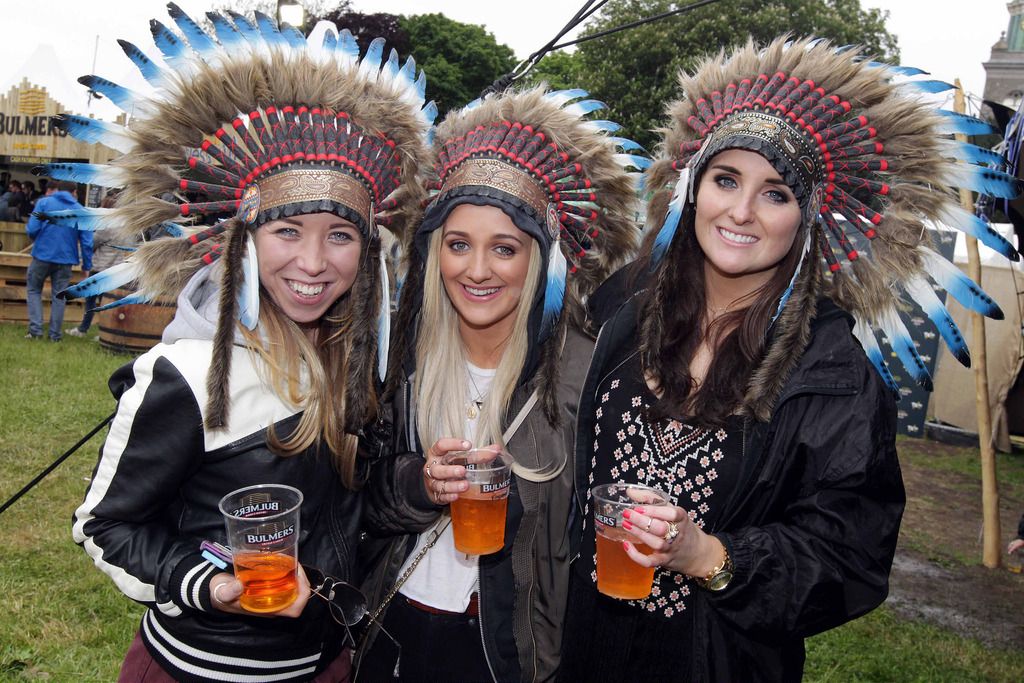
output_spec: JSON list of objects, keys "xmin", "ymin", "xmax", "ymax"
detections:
[
  {"xmin": 41, "ymin": 3, "xmax": 433, "ymax": 429},
  {"xmin": 646, "ymin": 36, "xmax": 1020, "ymax": 416},
  {"xmin": 394, "ymin": 86, "xmax": 646, "ymax": 420}
]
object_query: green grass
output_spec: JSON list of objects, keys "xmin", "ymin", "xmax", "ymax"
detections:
[
  {"xmin": 898, "ymin": 435, "xmax": 1024, "ymax": 488},
  {"xmin": 806, "ymin": 607, "xmax": 1019, "ymax": 682},
  {"xmin": 0, "ymin": 322, "xmax": 1022, "ymax": 680}
]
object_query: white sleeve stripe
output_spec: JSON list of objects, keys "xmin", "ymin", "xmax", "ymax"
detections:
[
  {"xmin": 143, "ymin": 612, "xmax": 321, "ymax": 680},
  {"xmin": 185, "ymin": 563, "xmax": 217, "ymax": 610},
  {"xmin": 71, "ymin": 351, "xmax": 160, "ymax": 604}
]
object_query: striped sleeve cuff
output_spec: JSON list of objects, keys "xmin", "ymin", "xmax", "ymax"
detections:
[{"xmin": 167, "ymin": 552, "xmax": 220, "ymax": 613}]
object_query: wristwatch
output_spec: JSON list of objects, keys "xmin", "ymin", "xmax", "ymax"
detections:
[{"xmin": 694, "ymin": 547, "xmax": 733, "ymax": 592}]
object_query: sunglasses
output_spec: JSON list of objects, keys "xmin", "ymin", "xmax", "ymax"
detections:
[{"xmin": 304, "ymin": 566, "xmax": 402, "ymax": 671}]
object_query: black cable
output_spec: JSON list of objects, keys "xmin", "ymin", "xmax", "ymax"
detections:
[
  {"xmin": 0, "ymin": 412, "xmax": 114, "ymax": 518},
  {"xmin": 552, "ymin": 0, "xmax": 724, "ymax": 50}
]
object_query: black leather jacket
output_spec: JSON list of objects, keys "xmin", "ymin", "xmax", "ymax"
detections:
[
  {"xmin": 72, "ymin": 341, "xmax": 369, "ymax": 682},
  {"xmin": 570, "ymin": 294, "xmax": 905, "ymax": 682}
]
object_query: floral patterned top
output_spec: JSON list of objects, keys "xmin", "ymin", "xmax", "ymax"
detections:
[{"xmin": 577, "ymin": 349, "xmax": 742, "ymax": 619}]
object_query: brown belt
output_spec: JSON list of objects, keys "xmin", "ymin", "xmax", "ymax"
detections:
[{"xmin": 405, "ymin": 592, "xmax": 479, "ymax": 617}]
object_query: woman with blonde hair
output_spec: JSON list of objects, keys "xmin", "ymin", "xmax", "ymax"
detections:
[
  {"xmin": 53, "ymin": 8, "xmax": 433, "ymax": 681},
  {"xmin": 358, "ymin": 86, "xmax": 645, "ymax": 682}
]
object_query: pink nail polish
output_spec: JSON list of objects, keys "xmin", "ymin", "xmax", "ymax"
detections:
[
  {"xmin": 622, "ymin": 509, "xmax": 631, "ymax": 520},
  {"xmin": 622, "ymin": 542, "xmax": 630, "ymax": 551},
  {"xmin": 622, "ymin": 520, "xmax": 633, "ymax": 531},
  {"xmin": 635, "ymin": 507, "xmax": 646, "ymax": 515}
]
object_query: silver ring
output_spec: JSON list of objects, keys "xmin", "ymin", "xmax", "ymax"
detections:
[
  {"xmin": 425, "ymin": 463, "xmax": 434, "ymax": 480},
  {"xmin": 664, "ymin": 522, "xmax": 680, "ymax": 544},
  {"xmin": 644, "ymin": 518, "xmax": 653, "ymax": 532},
  {"xmin": 441, "ymin": 480, "xmax": 447, "ymax": 494},
  {"xmin": 433, "ymin": 489, "xmax": 443, "ymax": 504},
  {"xmin": 212, "ymin": 582, "xmax": 230, "ymax": 604}
]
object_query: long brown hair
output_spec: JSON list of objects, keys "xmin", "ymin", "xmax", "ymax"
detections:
[{"xmin": 637, "ymin": 197, "xmax": 807, "ymax": 427}]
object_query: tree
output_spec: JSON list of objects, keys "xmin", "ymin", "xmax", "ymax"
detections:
[
  {"xmin": 316, "ymin": 9, "xmax": 409, "ymax": 53},
  {"xmin": 524, "ymin": 51, "xmax": 582, "ymax": 92},
  {"xmin": 399, "ymin": 13, "xmax": 517, "ymax": 115},
  {"xmin": 568, "ymin": 0, "xmax": 899, "ymax": 148}
]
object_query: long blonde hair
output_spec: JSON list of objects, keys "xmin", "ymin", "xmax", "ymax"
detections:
[{"xmin": 414, "ymin": 228, "xmax": 541, "ymax": 456}]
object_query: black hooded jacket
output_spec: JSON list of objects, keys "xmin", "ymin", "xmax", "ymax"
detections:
[{"xmin": 570, "ymin": 286, "xmax": 905, "ymax": 682}]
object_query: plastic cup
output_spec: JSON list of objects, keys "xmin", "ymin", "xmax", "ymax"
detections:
[
  {"xmin": 443, "ymin": 448, "xmax": 512, "ymax": 555},
  {"xmin": 591, "ymin": 483, "xmax": 670, "ymax": 599},
  {"xmin": 218, "ymin": 484, "xmax": 303, "ymax": 613}
]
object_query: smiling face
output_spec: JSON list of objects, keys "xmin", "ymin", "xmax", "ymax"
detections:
[
  {"xmin": 694, "ymin": 148, "xmax": 803, "ymax": 294},
  {"xmin": 439, "ymin": 203, "xmax": 533, "ymax": 344},
  {"xmin": 254, "ymin": 212, "xmax": 363, "ymax": 338}
]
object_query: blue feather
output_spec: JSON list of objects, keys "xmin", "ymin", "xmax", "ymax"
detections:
[
  {"xmin": 903, "ymin": 274, "xmax": 970, "ymax": 367},
  {"xmin": 887, "ymin": 64, "xmax": 928, "ymax": 77},
  {"xmin": 608, "ymin": 137, "xmax": 645, "ymax": 152},
  {"xmin": 383, "ymin": 49, "xmax": 400, "ymax": 80},
  {"xmin": 207, "ymin": 12, "xmax": 244, "ymax": 50},
  {"xmin": 563, "ymin": 100, "xmax": 605, "ymax": 118},
  {"xmin": 338, "ymin": 29, "xmax": 359, "ymax": 62},
  {"xmin": 322, "ymin": 29, "xmax": 337, "ymax": 53},
  {"xmin": 853, "ymin": 318, "xmax": 899, "ymax": 393},
  {"xmin": 399, "ymin": 56, "xmax": 417, "ymax": 86},
  {"xmin": 541, "ymin": 242, "xmax": 567, "ymax": 337},
  {"xmin": 54, "ymin": 115, "xmax": 132, "ymax": 153},
  {"xmin": 117, "ymin": 39, "xmax": 164, "ymax": 86},
  {"xmin": 919, "ymin": 248, "xmax": 1004, "ymax": 319},
  {"xmin": 377, "ymin": 251, "xmax": 390, "ymax": 382},
  {"xmin": 33, "ymin": 163, "xmax": 126, "ymax": 187},
  {"xmin": 281, "ymin": 23, "xmax": 306, "ymax": 49},
  {"xmin": 422, "ymin": 101, "xmax": 438, "ymax": 126},
  {"xmin": 415, "ymin": 71, "xmax": 427, "ymax": 100},
  {"xmin": 944, "ymin": 164, "xmax": 1022, "ymax": 199},
  {"xmin": 31, "ymin": 207, "xmax": 114, "ymax": 231},
  {"xmin": 613, "ymin": 154, "xmax": 651, "ymax": 170},
  {"xmin": 770, "ymin": 232, "xmax": 810, "ymax": 324},
  {"xmin": 93, "ymin": 292, "xmax": 152, "ymax": 311},
  {"xmin": 545, "ymin": 88, "xmax": 588, "ymax": 106},
  {"xmin": 167, "ymin": 2, "xmax": 216, "ymax": 57},
  {"xmin": 360, "ymin": 37, "xmax": 385, "ymax": 77},
  {"xmin": 942, "ymin": 141, "xmax": 1005, "ymax": 168},
  {"xmin": 227, "ymin": 11, "xmax": 262, "ymax": 48},
  {"xmin": 150, "ymin": 20, "xmax": 188, "ymax": 66},
  {"xmin": 650, "ymin": 168, "xmax": 689, "ymax": 268},
  {"xmin": 158, "ymin": 222, "xmax": 185, "ymax": 237},
  {"xmin": 877, "ymin": 307, "xmax": 933, "ymax": 390},
  {"xmin": 77, "ymin": 75, "xmax": 137, "ymax": 112},
  {"xmin": 900, "ymin": 79, "xmax": 954, "ymax": 94},
  {"xmin": 935, "ymin": 110, "xmax": 996, "ymax": 136},
  {"xmin": 254, "ymin": 12, "xmax": 288, "ymax": 51},
  {"xmin": 936, "ymin": 204, "xmax": 1020, "ymax": 261},
  {"xmin": 237, "ymin": 235, "xmax": 259, "ymax": 330},
  {"xmin": 60, "ymin": 261, "xmax": 141, "ymax": 300},
  {"xmin": 583, "ymin": 120, "xmax": 622, "ymax": 133}
]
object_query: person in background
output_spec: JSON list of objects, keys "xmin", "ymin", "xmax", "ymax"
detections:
[
  {"xmin": 1007, "ymin": 513, "xmax": 1024, "ymax": 556},
  {"xmin": 24, "ymin": 180, "xmax": 91, "ymax": 340},
  {"xmin": 67, "ymin": 191, "xmax": 124, "ymax": 338},
  {"xmin": 560, "ymin": 35, "xmax": 1018, "ymax": 682},
  {"xmin": 357, "ymin": 87, "xmax": 643, "ymax": 682},
  {"xmin": 3, "ymin": 180, "xmax": 26, "ymax": 221}
]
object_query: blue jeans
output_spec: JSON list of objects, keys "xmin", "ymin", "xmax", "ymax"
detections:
[
  {"xmin": 78, "ymin": 295, "xmax": 98, "ymax": 332},
  {"xmin": 26, "ymin": 259, "xmax": 72, "ymax": 340}
]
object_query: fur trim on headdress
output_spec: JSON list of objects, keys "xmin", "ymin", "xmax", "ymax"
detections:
[
  {"xmin": 50, "ymin": 7, "xmax": 433, "ymax": 430},
  {"xmin": 399, "ymin": 86, "xmax": 644, "ymax": 423},
  {"xmin": 647, "ymin": 35, "xmax": 1021, "ymax": 410}
]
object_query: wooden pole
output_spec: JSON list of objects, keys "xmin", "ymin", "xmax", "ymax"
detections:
[{"xmin": 954, "ymin": 80, "xmax": 1002, "ymax": 569}]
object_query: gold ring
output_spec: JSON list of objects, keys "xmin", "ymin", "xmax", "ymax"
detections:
[
  {"xmin": 644, "ymin": 519, "xmax": 653, "ymax": 532},
  {"xmin": 664, "ymin": 522, "xmax": 680, "ymax": 544},
  {"xmin": 425, "ymin": 463, "xmax": 434, "ymax": 480}
]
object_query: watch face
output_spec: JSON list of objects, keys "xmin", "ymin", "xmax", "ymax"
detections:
[{"xmin": 708, "ymin": 570, "xmax": 733, "ymax": 592}]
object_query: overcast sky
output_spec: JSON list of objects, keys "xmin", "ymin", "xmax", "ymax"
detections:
[{"xmin": 0, "ymin": 1, "xmax": 1009, "ymax": 121}]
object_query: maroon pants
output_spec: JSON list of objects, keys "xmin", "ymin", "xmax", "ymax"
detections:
[{"xmin": 118, "ymin": 631, "xmax": 352, "ymax": 682}]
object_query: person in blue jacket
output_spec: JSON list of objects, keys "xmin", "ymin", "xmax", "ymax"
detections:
[{"xmin": 25, "ymin": 180, "xmax": 91, "ymax": 340}]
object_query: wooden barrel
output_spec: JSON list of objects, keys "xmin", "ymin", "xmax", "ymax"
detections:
[{"xmin": 97, "ymin": 288, "xmax": 177, "ymax": 353}]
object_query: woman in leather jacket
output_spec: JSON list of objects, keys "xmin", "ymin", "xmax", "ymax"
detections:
[
  {"xmin": 559, "ymin": 36, "xmax": 1015, "ymax": 682},
  {"xmin": 357, "ymin": 86, "xmax": 643, "ymax": 682},
  {"xmin": 66, "ymin": 10, "xmax": 431, "ymax": 682}
]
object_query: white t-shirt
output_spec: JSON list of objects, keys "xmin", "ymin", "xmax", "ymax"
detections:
[{"xmin": 398, "ymin": 362, "xmax": 495, "ymax": 611}]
